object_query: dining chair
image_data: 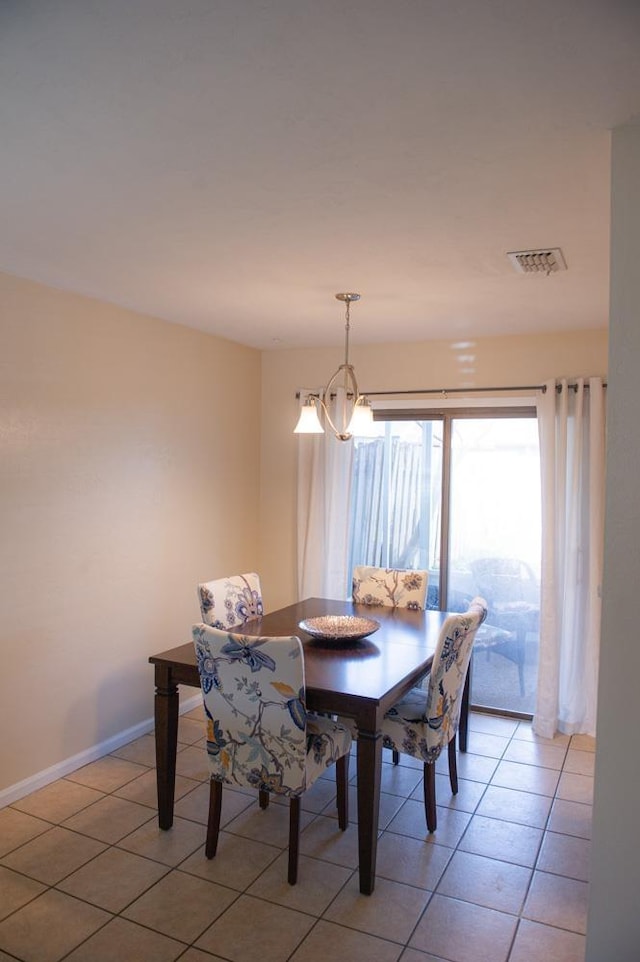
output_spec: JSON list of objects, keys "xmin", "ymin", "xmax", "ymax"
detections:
[
  {"xmin": 469, "ymin": 557, "xmax": 539, "ymax": 696},
  {"xmin": 192, "ymin": 623, "xmax": 352, "ymax": 884},
  {"xmin": 197, "ymin": 572, "xmax": 263, "ymax": 629},
  {"xmin": 380, "ymin": 597, "xmax": 487, "ymax": 832},
  {"xmin": 352, "ymin": 565, "xmax": 429, "ymax": 764},
  {"xmin": 352, "ymin": 565, "xmax": 429, "ymax": 610}
]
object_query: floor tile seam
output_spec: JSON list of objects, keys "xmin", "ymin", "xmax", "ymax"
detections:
[
  {"xmin": 0, "ymin": 833, "xmax": 114, "ymax": 890},
  {"xmin": 519, "ymin": 903, "xmax": 588, "ymax": 937},
  {"xmin": 172, "ymin": 854, "xmax": 274, "ymax": 893},
  {"xmin": 111, "ymin": 837, "xmax": 209, "ymax": 872},
  {"xmin": 5, "ymin": 803, "xmax": 62, "ymax": 829},
  {"xmin": 226, "ymin": 889, "xmax": 322, "ymax": 925},
  {"xmin": 526, "ymin": 864, "xmax": 590, "ymax": 893},
  {"xmin": 381, "ymin": 824, "xmax": 458, "ymax": 851},
  {"xmin": 63, "ymin": 762, "xmax": 152, "ymax": 793},
  {"xmin": 0, "ymin": 884, "xmax": 117, "ymax": 943},
  {"xmin": 81, "ymin": 780, "xmax": 161, "ymax": 811},
  {"xmin": 52, "ymin": 912, "xmax": 186, "ymax": 962},
  {"xmin": 373, "ymin": 865, "xmax": 441, "ymax": 894},
  {"xmin": 430, "ymin": 883, "xmax": 531, "ymax": 922},
  {"xmin": 211, "ymin": 821, "xmax": 297, "ymax": 854},
  {"xmin": 503, "ymin": 914, "xmax": 525, "ymax": 962},
  {"xmin": 451, "ymin": 838, "xmax": 544, "ymax": 874},
  {"xmin": 0, "ymin": 856, "xmax": 58, "ymax": 891},
  {"xmin": 52, "ymin": 863, "xmax": 246, "ymax": 945},
  {"xmin": 9, "ymin": 790, "xmax": 108, "ymax": 823},
  {"xmin": 0, "ymin": 875, "xmax": 49, "ymax": 926},
  {"xmin": 278, "ymin": 915, "xmax": 337, "ymax": 962},
  {"xmin": 56, "ymin": 811, "xmax": 158, "ymax": 845},
  {"xmin": 513, "ymin": 853, "xmax": 581, "ymax": 935},
  {"xmin": 245, "ymin": 859, "xmax": 356, "ymax": 915},
  {"xmin": 513, "ymin": 912, "xmax": 589, "ymax": 939},
  {"xmin": 304, "ymin": 910, "xmax": 415, "ymax": 949},
  {"xmin": 501, "ymin": 759, "xmax": 566, "ymax": 773},
  {"xmin": 51, "ymin": 859, "xmax": 183, "ymax": 917},
  {"xmin": 433, "ymin": 852, "xmax": 534, "ymax": 915},
  {"xmin": 0, "ymin": 828, "xmax": 58, "ymax": 860},
  {"xmin": 530, "ymin": 858, "xmax": 589, "ymax": 884},
  {"xmin": 40, "ymin": 907, "xmax": 115, "ymax": 962},
  {"xmin": 118, "ymin": 897, "xmax": 238, "ymax": 948},
  {"xmin": 416, "ymin": 889, "xmax": 526, "ymax": 924}
]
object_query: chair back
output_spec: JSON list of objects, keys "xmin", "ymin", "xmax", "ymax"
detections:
[
  {"xmin": 352, "ymin": 565, "xmax": 428, "ymax": 609},
  {"xmin": 192, "ymin": 624, "xmax": 308, "ymax": 796},
  {"xmin": 423, "ymin": 597, "xmax": 487, "ymax": 754},
  {"xmin": 197, "ymin": 572, "xmax": 263, "ymax": 629},
  {"xmin": 470, "ymin": 557, "xmax": 538, "ymax": 607}
]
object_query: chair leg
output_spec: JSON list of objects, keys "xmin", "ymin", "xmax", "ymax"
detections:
[
  {"xmin": 259, "ymin": 789, "xmax": 269, "ymax": 809},
  {"xmin": 459, "ymin": 664, "xmax": 471, "ymax": 752},
  {"xmin": 288, "ymin": 796, "xmax": 301, "ymax": 885},
  {"xmin": 517, "ymin": 629, "xmax": 526, "ymax": 696},
  {"xmin": 336, "ymin": 753, "xmax": 350, "ymax": 831},
  {"xmin": 392, "ymin": 748, "xmax": 400, "ymax": 766},
  {"xmin": 205, "ymin": 779, "xmax": 223, "ymax": 859},
  {"xmin": 423, "ymin": 762, "xmax": 437, "ymax": 833},
  {"xmin": 448, "ymin": 736, "xmax": 458, "ymax": 795}
]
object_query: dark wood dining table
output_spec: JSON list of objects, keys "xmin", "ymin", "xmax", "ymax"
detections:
[{"xmin": 149, "ymin": 597, "xmax": 465, "ymax": 894}]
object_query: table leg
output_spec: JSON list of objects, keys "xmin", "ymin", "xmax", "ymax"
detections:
[
  {"xmin": 356, "ymin": 728, "xmax": 383, "ymax": 895},
  {"xmin": 154, "ymin": 665, "xmax": 179, "ymax": 830}
]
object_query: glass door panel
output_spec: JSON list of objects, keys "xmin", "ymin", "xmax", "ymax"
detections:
[
  {"xmin": 349, "ymin": 419, "xmax": 443, "ymax": 608},
  {"xmin": 447, "ymin": 418, "xmax": 541, "ymax": 713}
]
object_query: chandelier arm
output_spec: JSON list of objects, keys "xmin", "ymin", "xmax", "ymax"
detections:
[{"xmin": 320, "ymin": 363, "xmax": 360, "ymax": 440}]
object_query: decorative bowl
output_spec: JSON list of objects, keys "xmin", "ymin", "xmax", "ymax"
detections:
[{"xmin": 298, "ymin": 614, "xmax": 380, "ymax": 642}]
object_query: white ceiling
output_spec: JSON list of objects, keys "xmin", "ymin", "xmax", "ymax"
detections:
[{"xmin": 2, "ymin": 1, "xmax": 640, "ymax": 350}]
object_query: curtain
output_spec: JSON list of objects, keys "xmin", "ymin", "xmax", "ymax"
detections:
[
  {"xmin": 296, "ymin": 388, "xmax": 354, "ymax": 600},
  {"xmin": 535, "ymin": 377, "xmax": 606, "ymax": 737}
]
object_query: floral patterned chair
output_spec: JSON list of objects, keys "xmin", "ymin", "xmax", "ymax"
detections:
[
  {"xmin": 380, "ymin": 597, "xmax": 487, "ymax": 832},
  {"xmin": 197, "ymin": 572, "xmax": 263, "ymax": 629},
  {"xmin": 192, "ymin": 623, "xmax": 352, "ymax": 884},
  {"xmin": 352, "ymin": 566, "xmax": 429, "ymax": 610},
  {"xmin": 352, "ymin": 566, "xmax": 429, "ymax": 764}
]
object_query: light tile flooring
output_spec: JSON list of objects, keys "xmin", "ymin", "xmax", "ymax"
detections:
[{"xmin": 0, "ymin": 710, "xmax": 595, "ymax": 962}]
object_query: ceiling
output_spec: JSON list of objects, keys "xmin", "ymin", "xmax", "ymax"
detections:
[{"xmin": 2, "ymin": 1, "xmax": 640, "ymax": 351}]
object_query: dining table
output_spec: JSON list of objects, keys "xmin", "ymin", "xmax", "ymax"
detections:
[{"xmin": 149, "ymin": 596, "xmax": 466, "ymax": 894}]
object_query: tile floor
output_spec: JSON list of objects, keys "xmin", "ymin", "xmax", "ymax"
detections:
[{"xmin": 0, "ymin": 709, "xmax": 595, "ymax": 962}]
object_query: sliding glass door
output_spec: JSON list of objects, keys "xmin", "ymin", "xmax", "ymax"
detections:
[{"xmin": 348, "ymin": 409, "xmax": 541, "ymax": 714}]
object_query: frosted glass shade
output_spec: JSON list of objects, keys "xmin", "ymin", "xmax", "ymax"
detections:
[
  {"xmin": 346, "ymin": 397, "xmax": 374, "ymax": 436},
  {"xmin": 294, "ymin": 398, "xmax": 324, "ymax": 434}
]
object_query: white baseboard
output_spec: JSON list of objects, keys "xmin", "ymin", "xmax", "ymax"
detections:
[{"xmin": 0, "ymin": 692, "xmax": 203, "ymax": 809}]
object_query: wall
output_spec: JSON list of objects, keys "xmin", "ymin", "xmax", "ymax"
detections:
[
  {"xmin": 260, "ymin": 329, "xmax": 608, "ymax": 609},
  {"xmin": 0, "ymin": 272, "xmax": 261, "ymax": 796},
  {"xmin": 586, "ymin": 123, "xmax": 640, "ymax": 960}
]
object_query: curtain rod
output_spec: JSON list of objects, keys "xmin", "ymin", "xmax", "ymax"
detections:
[
  {"xmin": 364, "ymin": 381, "xmax": 606, "ymax": 396},
  {"xmin": 363, "ymin": 384, "xmax": 542, "ymax": 396},
  {"xmin": 297, "ymin": 381, "xmax": 605, "ymax": 400}
]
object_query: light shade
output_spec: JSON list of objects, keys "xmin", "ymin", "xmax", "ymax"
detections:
[
  {"xmin": 294, "ymin": 397, "xmax": 324, "ymax": 434},
  {"xmin": 346, "ymin": 396, "xmax": 374, "ymax": 436}
]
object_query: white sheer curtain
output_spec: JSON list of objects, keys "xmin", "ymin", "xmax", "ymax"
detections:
[
  {"xmin": 296, "ymin": 388, "xmax": 354, "ymax": 600},
  {"xmin": 535, "ymin": 377, "xmax": 606, "ymax": 737}
]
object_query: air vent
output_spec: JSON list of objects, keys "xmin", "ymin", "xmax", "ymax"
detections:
[{"xmin": 507, "ymin": 248, "xmax": 567, "ymax": 274}]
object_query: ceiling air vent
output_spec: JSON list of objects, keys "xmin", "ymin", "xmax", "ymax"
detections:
[{"xmin": 507, "ymin": 248, "xmax": 567, "ymax": 275}]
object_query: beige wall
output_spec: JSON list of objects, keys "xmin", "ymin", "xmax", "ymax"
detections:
[
  {"xmin": 0, "ymin": 272, "xmax": 261, "ymax": 794},
  {"xmin": 259, "ymin": 329, "xmax": 608, "ymax": 609},
  {"xmin": 1, "ymin": 268, "xmax": 609, "ymax": 799}
]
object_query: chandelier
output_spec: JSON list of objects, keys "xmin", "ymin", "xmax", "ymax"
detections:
[{"xmin": 294, "ymin": 292, "xmax": 373, "ymax": 441}]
